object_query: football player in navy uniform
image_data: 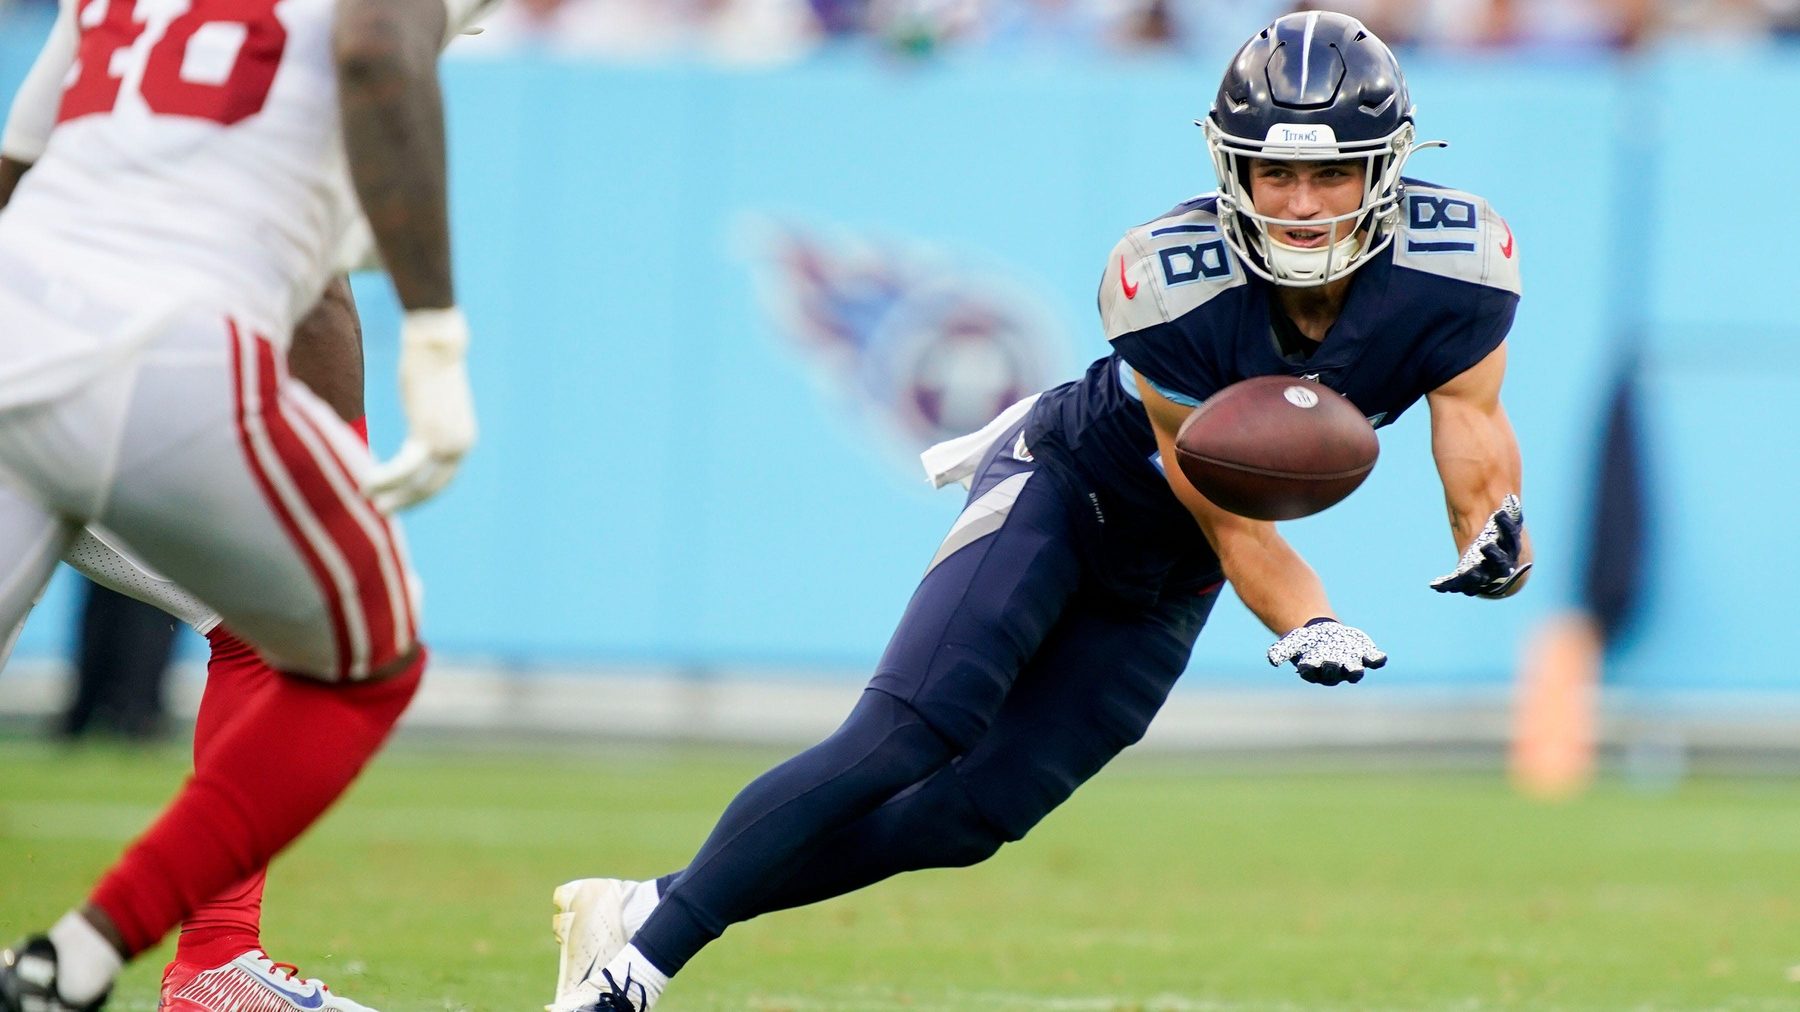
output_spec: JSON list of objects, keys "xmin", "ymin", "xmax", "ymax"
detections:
[{"xmin": 549, "ymin": 12, "xmax": 1532, "ymax": 1010}]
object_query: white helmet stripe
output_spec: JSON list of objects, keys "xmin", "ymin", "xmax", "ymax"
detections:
[{"xmin": 1299, "ymin": 11, "xmax": 1320, "ymax": 95}]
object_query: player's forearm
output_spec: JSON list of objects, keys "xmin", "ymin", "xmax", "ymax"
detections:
[
  {"xmin": 1441, "ymin": 464, "xmax": 1504, "ymax": 550},
  {"xmin": 1213, "ymin": 525, "xmax": 1335, "ymax": 635},
  {"xmin": 1432, "ymin": 408, "xmax": 1528, "ymax": 560},
  {"xmin": 1431, "ymin": 411, "xmax": 1531, "ymax": 597},
  {"xmin": 335, "ymin": 0, "xmax": 453, "ymax": 311},
  {"xmin": 1163, "ymin": 449, "xmax": 1332, "ymax": 631},
  {"xmin": 1138, "ymin": 378, "xmax": 1335, "ymax": 631},
  {"xmin": 0, "ymin": 157, "xmax": 30, "ymax": 210}
]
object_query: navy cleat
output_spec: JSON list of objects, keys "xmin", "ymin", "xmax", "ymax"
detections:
[{"xmin": 0, "ymin": 935, "xmax": 109, "ymax": 1012}]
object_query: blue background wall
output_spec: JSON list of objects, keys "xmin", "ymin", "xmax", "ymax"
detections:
[{"xmin": 2, "ymin": 18, "xmax": 1791, "ymax": 694}]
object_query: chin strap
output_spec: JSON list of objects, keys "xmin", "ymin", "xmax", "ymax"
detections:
[{"xmin": 1264, "ymin": 230, "xmax": 1363, "ymax": 284}]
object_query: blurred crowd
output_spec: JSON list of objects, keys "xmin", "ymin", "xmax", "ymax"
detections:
[
  {"xmin": 2, "ymin": 0, "xmax": 1794, "ymax": 59},
  {"xmin": 455, "ymin": 0, "xmax": 1793, "ymax": 60}
]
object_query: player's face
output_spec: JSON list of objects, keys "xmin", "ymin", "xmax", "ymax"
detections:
[{"xmin": 1246, "ymin": 159, "xmax": 1368, "ymax": 248}]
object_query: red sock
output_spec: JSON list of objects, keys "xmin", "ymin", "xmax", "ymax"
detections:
[
  {"xmin": 170, "ymin": 420, "xmax": 371, "ymax": 967},
  {"xmin": 172, "ymin": 631, "xmax": 274, "ymax": 967},
  {"xmin": 88, "ymin": 645, "xmax": 424, "ymax": 956}
]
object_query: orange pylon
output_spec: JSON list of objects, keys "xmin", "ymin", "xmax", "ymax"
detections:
[{"xmin": 1510, "ymin": 611, "xmax": 1601, "ymax": 800}]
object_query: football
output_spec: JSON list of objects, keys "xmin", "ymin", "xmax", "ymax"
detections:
[{"xmin": 1173, "ymin": 376, "xmax": 1379, "ymax": 521}]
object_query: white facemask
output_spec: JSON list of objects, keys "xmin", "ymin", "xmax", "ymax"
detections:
[{"xmin": 1263, "ymin": 230, "xmax": 1363, "ymax": 285}]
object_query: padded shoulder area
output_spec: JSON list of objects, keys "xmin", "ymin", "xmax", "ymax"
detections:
[
  {"xmin": 1390, "ymin": 181, "xmax": 1522, "ymax": 296},
  {"xmin": 1101, "ymin": 196, "xmax": 1248, "ymax": 342}
]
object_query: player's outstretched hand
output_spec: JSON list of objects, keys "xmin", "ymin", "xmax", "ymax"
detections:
[
  {"xmin": 1430, "ymin": 493, "xmax": 1531, "ymax": 598},
  {"xmin": 366, "ymin": 307, "xmax": 477, "ymax": 514},
  {"xmin": 1267, "ymin": 618, "xmax": 1387, "ymax": 686}
]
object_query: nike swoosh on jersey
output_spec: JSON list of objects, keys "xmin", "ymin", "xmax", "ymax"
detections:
[
  {"xmin": 1499, "ymin": 218, "xmax": 1515, "ymax": 259},
  {"xmin": 1119, "ymin": 255, "xmax": 1139, "ymax": 299}
]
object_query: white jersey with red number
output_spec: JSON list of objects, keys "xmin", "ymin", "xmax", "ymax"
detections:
[{"xmin": 0, "ymin": 0, "xmax": 486, "ymax": 405}]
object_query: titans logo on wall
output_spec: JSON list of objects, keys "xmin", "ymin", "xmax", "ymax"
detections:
[{"xmin": 751, "ymin": 223, "xmax": 1066, "ymax": 451}]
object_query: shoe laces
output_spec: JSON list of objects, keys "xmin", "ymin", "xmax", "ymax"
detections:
[
  {"xmin": 588, "ymin": 968, "xmax": 644, "ymax": 1011},
  {"xmin": 256, "ymin": 954, "xmax": 330, "ymax": 993}
]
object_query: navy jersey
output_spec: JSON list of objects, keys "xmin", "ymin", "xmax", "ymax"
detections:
[{"xmin": 1023, "ymin": 181, "xmax": 1521, "ymax": 601}]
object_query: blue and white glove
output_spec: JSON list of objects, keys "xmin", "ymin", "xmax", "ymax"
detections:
[
  {"xmin": 1430, "ymin": 494, "xmax": 1531, "ymax": 598},
  {"xmin": 1267, "ymin": 618, "xmax": 1388, "ymax": 686}
]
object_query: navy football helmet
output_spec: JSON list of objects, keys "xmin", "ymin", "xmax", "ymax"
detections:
[{"xmin": 1202, "ymin": 12, "xmax": 1441, "ymax": 287}]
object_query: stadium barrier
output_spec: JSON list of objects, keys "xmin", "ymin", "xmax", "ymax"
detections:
[{"xmin": 1, "ymin": 24, "xmax": 1794, "ymax": 749}]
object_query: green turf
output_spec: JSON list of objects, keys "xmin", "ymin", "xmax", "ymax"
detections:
[{"xmin": 2, "ymin": 736, "xmax": 1797, "ymax": 1011}]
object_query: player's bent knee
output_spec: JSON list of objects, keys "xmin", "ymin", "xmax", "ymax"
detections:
[
  {"xmin": 886, "ymin": 650, "xmax": 1021, "ymax": 752},
  {"xmin": 855, "ymin": 687, "xmax": 958, "ymax": 749},
  {"xmin": 902, "ymin": 769, "xmax": 1015, "ymax": 868},
  {"xmin": 832, "ymin": 689, "xmax": 960, "ymax": 783},
  {"xmin": 255, "ymin": 639, "xmax": 342, "ymax": 683},
  {"xmin": 956, "ymin": 763, "xmax": 1073, "ymax": 850},
  {"xmin": 939, "ymin": 800, "xmax": 1012, "ymax": 867},
  {"xmin": 268, "ymin": 640, "xmax": 424, "ymax": 686},
  {"xmin": 934, "ymin": 825, "xmax": 1007, "ymax": 868},
  {"xmin": 359, "ymin": 642, "xmax": 425, "ymax": 685}
]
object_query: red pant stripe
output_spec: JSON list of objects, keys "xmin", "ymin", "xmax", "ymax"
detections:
[
  {"xmin": 242, "ymin": 330, "xmax": 403, "ymax": 676},
  {"xmin": 227, "ymin": 321, "xmax": 356, "ymax": 678},
  {"xmin": 288, "ymin": 406, "xmax": 418, "ymax": 651}
]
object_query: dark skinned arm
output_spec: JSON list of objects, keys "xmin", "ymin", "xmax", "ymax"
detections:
[
  {"xmin": 334, "ymin": 0, "xmax": 454, "ymax": 311},
  {"xmin": 288, "ymin": 275, "xmax": 366, "ymax": 422},
  {"xmin": 0, "ymin": 156, "xmax": 30, "ymax": 209}
]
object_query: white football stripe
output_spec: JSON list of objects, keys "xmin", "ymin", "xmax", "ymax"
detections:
[{"xmin": 234, "ymin": 326, "xmax": 369, "ymax": 677}]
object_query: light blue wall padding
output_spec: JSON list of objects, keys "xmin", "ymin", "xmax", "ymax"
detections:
[{"xmin": 0, "ymin": 26, "xmax": 1790, "ymax": 693}]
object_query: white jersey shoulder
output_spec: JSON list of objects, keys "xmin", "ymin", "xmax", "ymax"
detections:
[
  {"xmin": 1100, "ymin": 196, "xmax": 1247, "ymax": 343},
  {"xmin": 0, "ymin": 0, "xmax": 484, "ymax": 327},
  {"xmin": 1390, "ymin": 182, "xmax": 1522, "ymax": 296}
]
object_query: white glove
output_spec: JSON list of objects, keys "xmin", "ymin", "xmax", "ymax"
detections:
[
  {"xmin": 366, "ymin": 307, "xmax": 476, "ymax": 514},
  {"xmin": 1267, "ymin": 618, "xmax": 1388, "ymax": 686}
]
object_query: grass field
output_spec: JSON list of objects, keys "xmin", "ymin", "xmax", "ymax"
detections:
[{"xmin": 1, "ymin": 736, "xmax": 1797, "ymax": 1011}]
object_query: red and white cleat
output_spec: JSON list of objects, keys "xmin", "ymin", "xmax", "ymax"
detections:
[{"xmin": 160, "ymin": 950, "xmax": 376, "ymax": 1012}]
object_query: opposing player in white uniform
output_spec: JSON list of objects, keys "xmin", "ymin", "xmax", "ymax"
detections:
[{"xmin": 0, "ymin": 0, "xmax": 489, "ymax": 1008}]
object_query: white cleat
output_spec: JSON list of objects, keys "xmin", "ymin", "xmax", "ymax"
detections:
[
  {"xmin": 160, "ymin": 950, "xmax": 377, "ymax": 1012},
  {"xmin": 549, "ymin": 879, "xmax": 634, "ymax": 1011}
]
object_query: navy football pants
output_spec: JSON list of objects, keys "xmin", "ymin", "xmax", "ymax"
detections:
[{"xmin": 632, "ymin": 437, "xmax": 1218, "ymax": 976}]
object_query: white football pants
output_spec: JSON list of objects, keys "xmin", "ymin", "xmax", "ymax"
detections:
[{"xmin": 0, "ymin": 300, "xmax": 420, "ymax": 682}]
